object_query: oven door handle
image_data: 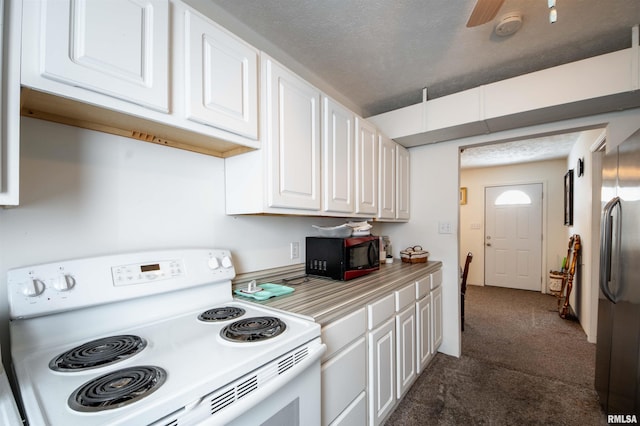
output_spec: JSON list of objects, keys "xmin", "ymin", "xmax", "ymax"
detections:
[{"xmin": 194, "ymin": 339, "xmax": 326, "ymax": 425}]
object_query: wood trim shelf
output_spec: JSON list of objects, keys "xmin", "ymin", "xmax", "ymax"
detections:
[{"xmin": 20, "ymin": 88, "xmax": 257, "ymax": 158}]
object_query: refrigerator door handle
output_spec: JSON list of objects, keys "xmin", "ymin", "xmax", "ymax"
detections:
[{"xmin": 600, "ymin": 197, "xmax": 621, "ymax": 303}]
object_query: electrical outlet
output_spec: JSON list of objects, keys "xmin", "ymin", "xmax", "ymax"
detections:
[{"xmin": 290, "ymin": 242, "xmax": 300, "ymax": 259}]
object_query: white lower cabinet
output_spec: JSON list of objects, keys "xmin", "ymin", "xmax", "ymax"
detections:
[
  {"xmin": 431, "ymin": 269, "xmax": 443, "ymax": 352},
  {"xmin": 321, "ymin": 308, "xmax": 366, "ymax": 426},
  {"xmin": 330, "ymin": 391, "xmax": 366, "ymax": 426},
  {"xmin": 368, "ymin": 316, "xmax": 396, "ymax": 426},
  {"xmin": 431, "ymin": 285, "xmax": 443, "ymax": 352},
  {"xmin": 416, "ymin": 294, "xmax": 433, "ymax": 373},
  {"xmin": 323, "ymin": 337, "xmax": 366, "ymax": 425},
  {"xmin": 366, "ymin": 292, "xmax": 396, "ymax": 426},
  {"xmin": 321, "ymin": 267, "xmax": 443, "ymax": 426},
  {"xmin": 415, "ymin": 274, "xmax": 433, "ymax": 373},
  {"xmin": 395, "ymin": 283, "xmax": 417, "ymax": 399}
]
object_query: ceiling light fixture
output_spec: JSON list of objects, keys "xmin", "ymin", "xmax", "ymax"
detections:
[{"xmin": 548, "ymin": 0, "xmax": 557, "ymax": 23}]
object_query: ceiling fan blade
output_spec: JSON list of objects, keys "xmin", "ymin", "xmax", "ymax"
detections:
[{"xmin": 466, "ymin": 0, "xmax": 505, "ymax": 27}]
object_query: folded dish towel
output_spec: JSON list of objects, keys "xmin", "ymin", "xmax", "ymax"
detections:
[{"xmin": 234, "ymin": 283, "xmax": 295, "ymax": 301}]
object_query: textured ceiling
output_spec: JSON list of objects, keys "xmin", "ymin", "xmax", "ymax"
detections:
[
  {"xmin": 209, "ymin": 0, "xmax": 640, "ymax": 117},
  {"xmin": 206, "ymin": 0, "xmax": 639, "ymax": 166},
  {"xmin": 460, "ymin": 132, "xmax": 581, "ymax": 169}
]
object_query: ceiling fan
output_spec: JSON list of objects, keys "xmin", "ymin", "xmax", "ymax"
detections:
[{"xmin": 466, "ymin": 0, "xmax": 506, "ymax": 27}]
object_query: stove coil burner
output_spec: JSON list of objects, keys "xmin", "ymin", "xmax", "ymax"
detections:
[
  {"xmin": 49, "ymin": 335, "xmax": 147, "ymax": 372},
  {"xmin": 68, "ymin": 365, "xmax": 166, "ymax": 412},
  {"xmin": 198, "ymin": 306, "xmax": 246, "ymax": 322},
  {"xmin": 221, "ymin": 316, "xmax": 286, "ymax": 342}
]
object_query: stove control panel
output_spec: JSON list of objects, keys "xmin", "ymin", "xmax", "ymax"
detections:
[
  {"xmin": 7, "ymin": 248, "xmax": 236, "ymax": 319},
  {"xmin": 112, "ymin": 259, "xmax": 185, "ymax": 286}
]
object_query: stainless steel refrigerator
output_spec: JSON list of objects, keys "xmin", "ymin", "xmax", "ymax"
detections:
[{"xmin": 596, "ymin": 127, "xmax": 640, "ymax": 415}]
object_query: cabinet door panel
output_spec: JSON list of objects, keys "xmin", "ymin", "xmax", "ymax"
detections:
[
  {"xmin": 378, "ymin": 135, "xmax": 396, "ymax": 219},
  {"xmin": 356, "ymin": 118, "xmax": 378, "ymax": 215},
  {"xmin": 42, "ymin": 0, "xmax": 169, "ymax": 111},
  {"xmin": 265, "ymin": 58, "xmax": 321, "ymax": 210},
  {"xmin": 368, "ymin": 317, "xmax": 395, "ymax": 426},
  {"xmin": 396, "ymin": 304, "xmax": 416, "ymax": 398},
  {"xmin": 396, "ymin": 145, "xmax": 410, "ymax": 220},
  {"xmin": 432, "ymin": 285, "xmax": 443, "ymax": 351},
  {"xmin": 330, "ymin": 391, "xmax": 366, "ymax": 426},
  {"xmin": 323, "ymin": 97, "xmax": 354, "ymax": 213},
  {"xmin": 416, "ymin": 295, "xmax": 432, "ymax": 373},
  {"xmin": 322, "ymin": 337, "xmax": 366, "ymax": 426},
  {"xmin": 184, "ymin": 9, "xmax": 258, "ymax": 139}
]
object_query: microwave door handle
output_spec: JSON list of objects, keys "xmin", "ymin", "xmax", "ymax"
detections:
[
  {"xmin": 368, "ymin": 242, "xmax": 378, "ymax": 265},
  {"xmin": 599, "ymin": 197, "xmax": 620, "ymax": 303}
]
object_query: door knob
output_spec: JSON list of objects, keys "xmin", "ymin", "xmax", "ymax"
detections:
[{"xmin": 486, "ymin": 243, "xmax": 492, "ymax": 247}]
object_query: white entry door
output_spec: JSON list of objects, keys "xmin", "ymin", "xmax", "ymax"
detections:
[{"xmin": 485, "ymin": 184, "xmax": 543, "ymax": 291}]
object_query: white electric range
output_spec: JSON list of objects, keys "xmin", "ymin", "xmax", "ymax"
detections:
[{"xmin": 7, "ymin": 248, "xmax": 324, "ymax": 426}]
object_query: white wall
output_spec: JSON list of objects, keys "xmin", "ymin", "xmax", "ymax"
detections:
[
  {"xmin": 566, "ymin": 128, "xmax": 606, "ymax": 343},
  {"xmin": 378, "ymin": 141, "xmax": 462, "ymax": 357},
  {"xmin": 0, "ymin": 118, "xmax": 352, "ymax": 360},
  {"xmin": 460, "ymin": 159, "xmax": 568, "ymax": 288}
]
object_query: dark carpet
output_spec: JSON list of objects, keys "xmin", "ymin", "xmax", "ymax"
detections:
[{"xmin": 385, "ymin": 285, "xmax": 607, "ymax": 425}]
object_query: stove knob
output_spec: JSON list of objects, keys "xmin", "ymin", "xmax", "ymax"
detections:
[
  {"xmin": 23, "ymin": 279, "xmax": 45, "ymax": 297},
  {"xmin": 221, "ymin": 256, "xmax": 233, "ymax": 269},
  {"xmin": 54, "ymin": 274, "xmax": 75, "ymax": 292},
  {"xmin": 208, "ymin": 257, "xmax": 220, "ymax": 270}
]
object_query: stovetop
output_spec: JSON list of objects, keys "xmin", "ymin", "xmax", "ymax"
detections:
[
  {"xmin": 8, "ymin": 249, "xmax": 321, "ymax": 426},
  {"xmin": 12, "ymin": 299, "xmax": 320, "ymax": 425}
]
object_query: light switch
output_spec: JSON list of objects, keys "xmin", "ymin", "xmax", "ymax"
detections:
[{"xmin": 438, "ymin": 222, "xmax": 453, "ymax": 234}]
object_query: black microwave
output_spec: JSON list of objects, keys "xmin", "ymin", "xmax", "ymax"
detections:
[{"xmin": 306, "ymin": 235, "xmax": 380, "ymax": 281}]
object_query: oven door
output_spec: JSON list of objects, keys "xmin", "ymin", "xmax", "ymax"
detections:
[{"xmin": 194, "ymin": 338, "xmax": 325, "ymax": 426}]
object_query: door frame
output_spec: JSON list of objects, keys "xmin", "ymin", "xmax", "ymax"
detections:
[
  {"xmin": 459, "ymin": 176, "xmax": 550, "ymax": 293},
  {"xmin": 484, "ymin": 182, "xmax": 544, "ymax": 291}
]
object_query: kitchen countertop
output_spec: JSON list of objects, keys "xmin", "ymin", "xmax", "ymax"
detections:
[{"xmin": 233, "ymin": 260, "xmax": 442, "ymax": 325}]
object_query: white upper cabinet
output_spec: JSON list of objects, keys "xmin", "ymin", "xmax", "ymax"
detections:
[
  {"xmin": 40, "ymin": 0, "xmax": 169, "ymax": 112},
  {"xmin": 378, "ymin": 134, "xmax": 396, "ymax": 220},
  {"xmin": 322, "ymin": 96, "xmax": 355, "ymax": 214},
  {"xmin": 355, "ymin": 118, "xmax": 378, "ymax": 216},
  {"xmin": 396, "ymin": 144, "xmax": 410, "ymax": 220},
  {"xmin": 264, "ymin": 55, "xmax": 321, "ymax": 210},
  {"xmin": 21, "ymin": 0, "xmax": 260, "ymax": 158},
  {"xmin": 183, "ymin": 7, "xmax": 258, "ymax": 139}
]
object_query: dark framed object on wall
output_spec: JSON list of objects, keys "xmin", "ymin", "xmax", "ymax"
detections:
[{"xmin": 564, "ymin": 169, "xmax": 574, "ymax": 226}]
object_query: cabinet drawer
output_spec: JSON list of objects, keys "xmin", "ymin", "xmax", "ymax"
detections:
[
  {"xmin": 431, "ymin": 268, "xmax": 443, "ymax": 289},
  {"xmin": 415, "ymin": 275, "xmax": 431, "ymax": 299},
  {"xmin": 395, "ymin": 283, "xmax": 415, "ymax": 311},
  {"xmin": 322, "ymin": 337, "xmax": 366, "ymax": 426},
  {"xmin": 367, "ymin": 293, "xmax": 395, "ymax": 330},
  {"xmin": 322, "ymin": 308, "xmax": 366, "ymax": 361},
  {"xmin": 329, "ymin": 391, "xmax": 366, "ymax": 426}
]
